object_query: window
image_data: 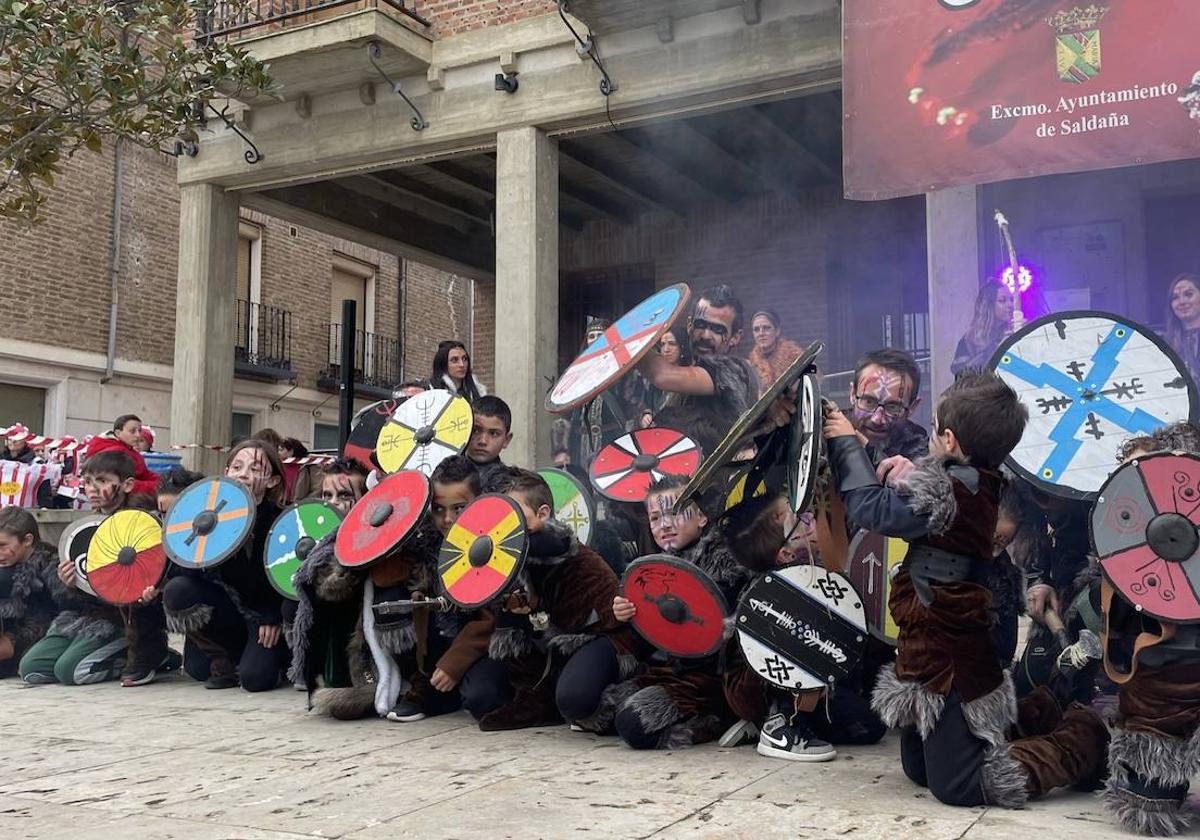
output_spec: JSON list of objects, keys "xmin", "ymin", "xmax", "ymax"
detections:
[
  {"xmin": 231, "ymin": 412, "xmax": 254, "ymax": 443},
  {"xmin": 237, "ymin": 223, "xmax": 262, "ymax": 354},
  {"xmin": 0, "ymin": 383, "xmax": 46, "ymax": 430},
  {"xmin": 313, "ymin": 422, "xmax": 340, "ymax": 452},
  {"xmin": 330, "ymin": 254, "xmax": 375, "ymax": 333}
]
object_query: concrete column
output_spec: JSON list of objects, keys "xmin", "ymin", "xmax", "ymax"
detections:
[
  {"xmin": 494, "ymin": 127, "xmax": 559, "ymax": 469},
  {"xmin": 171, "ymin": 183, "xmax": 240, "ymax": 474},
  {"xmin": 926, "ymin": 186, "xmax": 982, "ymax": 397}
]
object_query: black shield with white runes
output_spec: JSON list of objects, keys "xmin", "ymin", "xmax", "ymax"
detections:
[{"xmin": 736, "ymin": 565, "xmax": 867, "ymax": 691}]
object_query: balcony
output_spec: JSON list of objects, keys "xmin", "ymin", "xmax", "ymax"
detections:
[
  {"xmin": 563, "ymin": 0, "xmax": 746, "ymax": 35},
  {"xmin": 318, "ymin": 323, "xmax": 402, "ymax": 400},
  {"xmin": 198, "ymin": 0, "xmax": 433, "ymax": 101},
  {"xmin": 235, "ymin": 300, "xmax": 296, "ymax": 381}
]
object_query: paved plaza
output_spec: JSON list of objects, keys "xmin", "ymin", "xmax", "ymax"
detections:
[{"xmin": 0, "ymin": 671, "xmax": 1154, "ymax": 840}]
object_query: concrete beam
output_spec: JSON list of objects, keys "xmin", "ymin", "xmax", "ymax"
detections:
[
  {"xmin": 179, "ymin": 6, "xmax": 841, "ymax": 189},
  {"xmin": 494, "ymin": 127, "xmax": 558, "ymax": 469},
  {"xmin": 559, "ymin": 140, "xmax": 686, "ymax": 217},
  {"xmin": 747, "ymin": 103, "xmax": 835, "ymax": 181},
  {"xmin": 339, "ymin": 173, "xmax": 489, "ymax": 233},
  {"xmin": 171, "ymin": 184, "xmax": 241, "ymax": 474},
  {"xmin": 422, "ymin": 159, "xmax": 587, "ymax": 231},
  {"xmin": 926, "ymin": 186, "xmax": 982, "ymax": 396},
  {"xmin": 369, "ymin": 168, "xmax": 493, "ymax": 226}
]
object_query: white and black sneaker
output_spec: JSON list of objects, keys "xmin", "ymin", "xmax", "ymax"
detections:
[
  {"xmin": 756, "ymin": 713, "xmax": 837, "ymax": 762},
  {"xmin": 719, "ymin": 719, "xmax": 760, "ymax": 748},
  {"xmin": 385, "ymin": 698, "xmax": 426, "ymax": 723}
]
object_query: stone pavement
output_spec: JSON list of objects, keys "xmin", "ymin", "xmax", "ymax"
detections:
[{"xmin": 0, "ymin": 675, "xmax": 1148, "ymax": 840}]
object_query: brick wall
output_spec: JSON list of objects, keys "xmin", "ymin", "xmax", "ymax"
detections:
[
  {"xmin": 419, "ymin": 0, "xmax": 558, "ymax": 37},
  {"xmin": 402, "ymin": 261, "xmax": 477, "ymax": 386}
]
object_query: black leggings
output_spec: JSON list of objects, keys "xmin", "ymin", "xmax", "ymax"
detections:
[
  {"xmin": 459, "ymin": 656, "xmax": 512, "ymax": 719},
  {"xmin": 807, "ymin": 685, "xmax": 887, "ymax": 746},
  {"xmin": 163, "ymin": 575, "xmax": 288, "ymax": 693},
  {"xmin": 899, "ymin": 690, "xmax": 990, "ymax": 807},
  {"xmin": 556, "ymin": 637, "xmax": 620, "ymax": 722}
]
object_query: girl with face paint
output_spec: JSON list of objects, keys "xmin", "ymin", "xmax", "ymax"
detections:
[{"xmin": 160, "ymin": 440, "xmax": 290, "ymax": 692}]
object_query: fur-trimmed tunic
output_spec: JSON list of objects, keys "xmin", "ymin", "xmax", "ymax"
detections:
[
  {"xmin": 654, "ymin": 354, "xmax": 759, "ymax": 457},
  {"xmin": 0, "ymin": 542, "xmax": 59, "ymax": 672}
]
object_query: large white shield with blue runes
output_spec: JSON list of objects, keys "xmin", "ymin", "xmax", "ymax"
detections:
[{"xmin": 989, "ymin": 312, "xmax": 1196, "ymax": 500}]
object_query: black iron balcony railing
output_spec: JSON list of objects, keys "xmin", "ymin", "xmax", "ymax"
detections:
[
  {"xmin": 234, "ymin": 299, "xmax": 295, "ymax": 381},
  {"xmin": 197, "ymin": 0, "xmax": 429, "ymax": 40},
  {"xmin": 318, "ymin": 323, "xmax": 403, "ymax": 399}
]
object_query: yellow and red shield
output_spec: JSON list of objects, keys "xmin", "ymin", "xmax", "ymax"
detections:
[{"xmin": 438, "ymin": 494, "xmax": 528, "ymax": 609}]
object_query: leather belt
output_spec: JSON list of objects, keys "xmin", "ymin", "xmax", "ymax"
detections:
[{"xmin": 905, "ymin": 545, "xmax": 985, "ymax": 607}]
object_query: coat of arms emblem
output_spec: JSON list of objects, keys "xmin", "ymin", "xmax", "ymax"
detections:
[{"xmin": 1048, "ymin": 5, "xmax": 1109, "ymax": 84}]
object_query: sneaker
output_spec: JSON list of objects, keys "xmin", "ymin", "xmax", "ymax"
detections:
[
  {"xmin": 719, "ymin": 719, "xmax": 760, "ymax": 748},
  {"xmin": 158, "ymin": 649, "xmax": 183, "ymax": 673},
  {"xmin": 204, "ymin": 672, "xmax": 240, "ymax": 690},
  {"xmin": 756, "ymin": 713, "xmax": 837, "ymax": 763},
  {"xmin": 385, "ymin": 698, "xmax": 426, "ymax": 723},
  {"xmin": 569, "ymin": 723, "xmax": 584, "ymax": 733},
  {"xmin": 120, "ymin": 669, "xmax": 157, "ymax": 687},
  {"xmin": 21, "ymin": 672, "xmax": 57, "ymax": 686}
]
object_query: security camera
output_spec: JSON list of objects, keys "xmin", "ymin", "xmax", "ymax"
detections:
[{"xmin": 495, "ymin": 73, "xmax": 519, "ymax": 94}]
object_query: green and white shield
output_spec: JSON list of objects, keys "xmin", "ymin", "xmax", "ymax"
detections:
[{"xmin": 538, "ymin": 468, "xmax": 595, "ymax": 546}]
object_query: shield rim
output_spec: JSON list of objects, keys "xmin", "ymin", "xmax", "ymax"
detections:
[
  {"xmin": 375, "ymin": 389, "xmax": 472, "ymax": 475},
  {"xmin": 675, "ymin": 340, "xmax": 824, "ymax": 512},
  {"xmin": 86, "ymin": 509, "xmax": 167, "ymax": 606},
  {"xmin": 846, "ymin": 528, "xmax": 904, "ymax": 645},
  {"xmin": 620, "ymin": 553, "xmax": 730, "ymax": 659},
  {"xmin": 788, "ymin": 373, "xmax": 822, "ymax": 514},
  {"xmin": 545, "ymin": 283, "xmax": 693, "ymax": 414},
  {"xmin": 263, "ymin": 500, "xmax": 344, "ymax": 600},
  {"xmin": 537, "ymin": 467, "xmax": 596, "ymax": 547},
  {"xmin": 988, "ymin": 310, "xmax": 1197, "ymax": 501},
  {"xmin": 344, "ymin": 398, "xmax": 397, "ymax": 472},
  {"xmin": 162, "ymin": 477, "xmax": 257, "ymax": 570},
  {"xmin": 60, "ymin": 513, "xmax": 105, "ymax": 598},
  {"xmin": 1092, "ymin": 450, "xmax": 1200, "ymax": 624},
  {"xmin": 335, "ymin": 469, "xmax": 430, "ymax": 569},
  {"xmin": 588, "ymin": 426, "xmax": 701, "ymax": 503},
  {"xmin": 735, "ymin": 566, "xmax": 868, "ymax": 689},
  {"xmin": 438, "ymin": 492, "xmax": 529, "ymax": 609}
]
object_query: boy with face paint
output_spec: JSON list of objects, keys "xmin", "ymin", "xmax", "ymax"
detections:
[
  {"xmin": 598, "ymin": 475, "xmax": 752, "ymax": 750},
  {"xmin": 81, "ymin": 414, "xmax": 161, "ymax": 498},
  {"xmin": 824, "ymin": 371, "xmax": 1108, "ymax": 809},
  {"xmin": 162, "ymin": 440, "xmax": 289, "ymax": 692},
  {"xmin": 0, "ymin": 507, "xmax": 59, "ymax": 677},
  {"xmin": 717, "ymin": 494, "xmax": 885, "ymax": 761},
  {"xmin": 19, "ymin": 452, "xmax": 149, "ymax": 686},
  {"xmin": 449, "ymin": 467, "xmax": 637, "ymax": 732}
]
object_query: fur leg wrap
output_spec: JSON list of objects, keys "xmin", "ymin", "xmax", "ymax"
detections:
[
  {"xmin": 961, "ymin": 672, "xmax": 1019, "ymax": 748},
  {"xmin": 981, "ymin": 743, "xmax": 1032, "ymax": 808},
  {"xmin": 625, "ymin": 685, "xmax": 684, "ymax": 734},
  {"xmin": 575, "ymin": 678, "xmax": 641, "ymax": 734},
  {"xmin": 488, "ymin": 627, "xmax": 535, "ymax": 662},
  {"xmin": 164, "ymin": 603, "xmax": 214, "ymax": 635},
  {"xmin": 312, "ymin": 686, "xmax": 378, "ymax": 721},
  {"xmin": 1104, "ymin": 727, "xmax": 1200, "ymax": 836},
  {"xmin": 871, "ymin": 665, "xmax": 946, "ymax": 738},
  {"xmin": 660, "ymin": 714, "xmax": 723, "ymax": 751},
  {"xmin": 547, "ymin": 632, "xmax": 595, "ymax": 659}
]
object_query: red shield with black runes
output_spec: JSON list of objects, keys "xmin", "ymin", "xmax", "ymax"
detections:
[
  {"xmin": 335, "ymin": 470, "xmax": 429, "ymax": 569},
  {"xmin": 589, "ymin": 427, "xmax": 701, "ymax": 503},
  {"xmin": 547, "ymin": 283, "xmax": 692, "ymax": 415},
  {"xmin": 621, "ymin": 555, "xmax": 729, "ymax": 658},
  {"xmin": 344, "ymin": 399, "xmax": 397, "ymax": 472},
  {"xmin": 438, "ymin": 494, "xmax": 528, "ymax": 609},
  {"xmin": 1094, "ymin": 452, "xmax": 1200, "ymax": 623},
  {"xmin": 674, "ymin": 341, "xmax": 824, "ymax": 512}
]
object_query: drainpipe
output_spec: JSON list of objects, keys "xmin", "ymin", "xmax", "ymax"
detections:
[{"xmin": 100, "ymin": 136, "xmax": 124, "ymax": 385}]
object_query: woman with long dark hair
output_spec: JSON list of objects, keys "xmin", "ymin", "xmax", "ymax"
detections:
[
  {"xmin": 1164, "ymin": 273, "xmax": 1200, "ymax": 383},
  {"xmin": 950, "ymin": 280, "xmax": 1014, "ymax": 375},
  {"xmin": 431, "ymin": 340, "xmax": 487, "ymax": 402}
]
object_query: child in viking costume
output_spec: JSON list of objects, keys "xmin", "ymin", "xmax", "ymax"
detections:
[
  {"xmin": 718, "ymin": 494, "xmax": 885, "ymax": 761},
  {"xmin": 461, "ymin": 467, "xmax": 636, "ymax": 731},
  {"xmin": 162, "ymin": 440, "xmax": 287, "ymax": 692},
  {"xmin": 602, "ymin": 474, "xmax": 751, "ymax": 750},
  {"xmin": 824, "ymin": 371, "xmax": 1108, "ymax": 807},
  {"xmin": 0, "ymin": 507, "xmax": 58, "ymax": 677}
]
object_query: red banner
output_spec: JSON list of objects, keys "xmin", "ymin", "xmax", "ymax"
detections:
[{"xmin": 843, "ymin": 0, "xmax": 1200, "ymax": 199}]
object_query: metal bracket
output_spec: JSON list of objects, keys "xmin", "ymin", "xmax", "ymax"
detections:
[
  {"xmin": 367, "ymin": 41, "xmax": 428, "ymax": 131},
  {"xmin": 203, "ymin": 102, "xmax": 263, "ymax": 164},
  {"xmin": 311, "ymin": 394, "xmax": 335, "ymax": 419},
  {"xmin": 270, "ymin": 381, "xmax": 301, "ymax": 412}
]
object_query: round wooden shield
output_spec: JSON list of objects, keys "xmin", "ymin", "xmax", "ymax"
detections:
[
  {"xmin": 724, "ymin": 465, "xmax": 768, "ymax": 511},
  {"xmin": 375, "ymin": 389, "xmax": 473, "ymax": 476},
  {"xmin": 546, "ymin": 283, "xmax": 692, "ymax": 414},
  {"xmin": 736, "ymin": 565, "xmax": 868, "ymax": 691},
  {"xmin": 265, "ymin": 502, "xmax": 343, "ymax": 599},
  {"xmin": 621, "ymin": 555, "xmax": 729, "ymax": 658},
  {"xmin": 788, "ymin": 373, "xmax": 822, "ymax": 514},
  {"xmin": 846, "ymin": 529, "xmax": 910, "ymax": 645},
  {"xmin": 335, "ymin": 470, "xmax": 429, "ymax": 569},
  {"xmin": 538, "ymin": 468, "xmax": 595, "ymax": 546},
  {"xmin": 589, "ymin": 427, "xmax": 701, "ymax": 503},
  {"xmin": 990, "ymin": 312, "xmax": 1195, "ymax": 500},
  {"xmin": 345, "ymin": 398, "xmax": 397, "ymax": 472},
  {"xmin": 438, "ymin": 493, "xmax": 528, "ymax": 609},
  {"xmin": 59, "ymin": 514, "xmax": 104, "ymax": 598},
  {"xmin": 675, "ymin": 341, "xmax": 824, "ymax": 512},
  {"xmin": 86, "ymin": 510, "xmax": 167, "ymax": 606},
  {"xmin": 162, "ymin": 477, "xmax": 256, "ymax": 570},
  {"xmin": 1093, "ymin": 452, "xmax": 1200, "ymax": 624}
]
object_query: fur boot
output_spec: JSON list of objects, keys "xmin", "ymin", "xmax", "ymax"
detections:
[{"xmin": 1104, "ymin": 726, "xmax": 1200, "ymax": 836}]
